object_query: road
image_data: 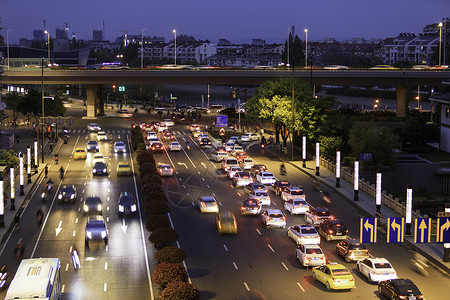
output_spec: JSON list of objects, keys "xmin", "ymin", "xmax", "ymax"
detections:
[{"xmin": 0, "ymin": 111, "xmax": 449, "ymax": 299}]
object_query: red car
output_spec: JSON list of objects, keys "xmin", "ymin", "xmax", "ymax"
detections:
[
  {"xmin": 151, "ymin": 142, "xmax": 164, "ymax": 153},
  {"xmin": 234, "ymin": 151, "xmax": 249, "ymax": 162}
]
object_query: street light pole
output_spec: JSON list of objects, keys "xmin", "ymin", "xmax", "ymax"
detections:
[
  {"xmin": 44, "ymin": 30, "xmax": 50, "ymax": 65},
  {"xmin": 141, "ymin": 28, "xmax": 147, "ymax": 69},
  {"xmin": 6, "ymin": 29, "xmax": 11, "ymax": 71},
  {"xmin": 41, "ymin": 58, "xmax": 45, "ymax": 163},
  {"xmin": 287, "ymin": 27, "xmax": 290, "ymax": 71},
  {"xmin": 304, "ymin": 29, "xmax": 308, "ymax": 68},
  {"xmin": 439, "ymin": 22, "xmax": 443, "ymax": 67},
  {"xmin": 173, "ymin": 29, "xmax": 177, "ymax": 65}
]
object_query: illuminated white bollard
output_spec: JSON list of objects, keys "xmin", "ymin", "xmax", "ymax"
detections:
[
  {"xmin": 354, "ymin": 158, "xmax": 359, "ymax": 201},
  {"xmin": 302, "ymin": 136, "xmax": 306, "ymax": 168},
  {"xmin": 315, "ymin": 142, "xmax": 320, "ymax": 176},
  {"xmin": 19, "ymin": 154, "xmax": 24, "ymax": 195},
  {"xmin": 10, "ymin": 167, "xmax": 15, "ymax": 210},
  {"xmin": 27, "ymin": 146, "xmax": 31, "ymax": 183},
  {"xmin": 34, "ymin": 139, "xmax": 38, "ymax": 170},
  {"xmin": 376, "ymin": 169, "xmax": 382, "ymax": 215},
  {"xmin": 0, "ymin": 175, "xmax": 4, "ymax": 227},
  {"xmin": 336, "ymin": 149, "xmax": 341, "ymax": 187},
  {"xmin": 405, "ymin": 184, "xmax": 413, "ymax": 235}
]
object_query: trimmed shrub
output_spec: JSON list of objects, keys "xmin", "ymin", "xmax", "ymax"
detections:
[
  {"xmin": 159, "ymin": 281, "xmax": 200, "ymax": 300},
  {"xmin": 141, "ymin": 173, "xmax": 163, "ymax": 186},
  {"xmin": 149, "ymin": 227, "xmax": 178, "ymax": 248},
  {"xmin": 142, "ymin": 182, "xmax": 164, "ymax": 197},
  {"xmin": 139, "ymin": 162, "xmax": 157, "ymax": 176},
  {"xmin": 146, "ymin": 214, "xmax": 171, "ymax": 232},
  {"xmin": 136, "ymin": 150, "xmax": 153, "ymax": 162},
  {"xmin": 152, "ymin": 263, "xmax": 188, "ymax": 287},
  {"xmin": 145, "ymin": 189, "xmax": 168, "ymax": 203},
  {"xmin": 145, "ymin": 200, "xmax": 171, "ymax": 215},
  {"xmin": 155, "ymin": 246, "xmax": 186, "ymax": 264}
]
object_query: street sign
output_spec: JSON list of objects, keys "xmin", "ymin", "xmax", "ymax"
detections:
[
  {"xmin": 219, "ymin": 127, "xmax": 226, "ymax": 136},
  {"xmin": 66, "ymin": 117, "xmax": 74, "ymax": 125},
  {"xmin": 414, "ymin": 218, "xmax": 431, "ymax": 243},
  {"xmin": 217, "ymin": 115, "xmax": 228, "ymax": 127},
  {"xmin": 387, "ymin": 217, "xmax": 404, "ymax": 243},
  {"xmin": 438, "ymin": 212, "xmax": 450, "ymax": 217},
  {"xmin": 360, "ymin": 218, "xmax": 377, "ymax": 243},
  {"xmin": 437, "ymin": 217, "xmax": 450, "ymax": 243},
  {"xmin": 56, "ymin": 116, "xmax": 64, "ymax": 125}
]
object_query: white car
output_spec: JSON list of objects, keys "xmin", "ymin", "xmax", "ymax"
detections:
[
  {"xmin": 287, "ymin": 225, "xmax": 320, "ymax": 245},
  {"xmin": 221, "ymin": 157, "xmax": 239, "ymax": 172},
  {"xmin": 197, "ymin": 196, "xmax": 219, "ymax": 213},
  {"xmin": 161, "ymin": 119, "xmax": 175, "ymax": 127},
  {"xmin": 114, "ymin": 141, "xmax": 127, "ymax": 153},
  {"xmin": 189, "ymin": 124, "xmax": 200, "ymax": 132},
  {"xmin": 87, "ymin": 123, "xmax": 101, "ymax": 132},
  {"xmin": 248, "ymin": 190, "xmax": 270, "ymax": 206},
  {"xmin": 211, "ymin": 150, "xmax": 229, "ymax": 162},
  {"xmin": 284, "ymin": 198, "xmax": 309, "ymax": 215},
  {"xmin": 241, "ymin": 133, "xmax": 259, "ymax": 142},
  {"xmin": 296, "ymin": 244, "xmax": 326, "ymax": 268},
  {"xmin": 281, "ymin": 187, "xmax": 306, "ymax": 201},
  {"xmin": 227, "ymin": 166, "xmax": 242, "ymax": 179},
  {"xmin": 232, "ymin": 171, "xmax": 253, "ymax": 187},
  {"xmin": 229, "ymin": 145, "xmax": 244, "ymax": 156},
  {"xmin": 224, "ymin": 142, "xmax": 235, "ymax": 152},
  {"xmin": 356, "ymin": 258, "xmax": 397, "ymax": 283},
  {"xmin": 169, "ymin": 141, "xmax": 182, "ymax": 151},
  {"xmin": 261, "ymin": 209, "xmax": 286, "ymax": 229},
  {"xmin": 146, "ymin": 131, "xmax": 157, "ymax": 140},
  {"xmin": 197, "ymin": 133, "xmax": 208, "ymax": 142},
  {"xmin": 97, "ymin": 131, "xmax": 107, "ymax": 141},
  {"xmin": 157, "ymin": 124, "xmax": 168, "ymax": 133},
  {"xmin": 116, "ymin": 109, "xmax": 133, "ymax": 118},
  {"xmin": 256, "ymin": 171, "xmax": 276, "ymax": 185},
  {"xmin": 92, "ymin": 154, "xmax": 105, "ymax": 165},
  {"xmin": 148, "ymin": 137, "xmax": 160, "ymax": 145},
  {"xmin": 239, "ymin": 158, "xmax": 255, "ymax": 170},
  {"xmin": 157, "ymin": 163, "xmax": 173, "ymax": 177},
  {"xmin": 228, "ymin": 136, "xmax": 240, "ymax": 144}
]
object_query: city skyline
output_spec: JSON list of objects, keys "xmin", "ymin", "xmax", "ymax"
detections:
[{"xmin": 1, "ymin": 0, "xmax": 449, "ymax": 44}]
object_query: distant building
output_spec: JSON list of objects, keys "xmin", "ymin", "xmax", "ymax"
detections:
[
  {"xmin": 33, "ymin": 30, "xmax": 45, "ymax": 41},
  {"xmin": 141, "ymin": 42, "xmax": 216, "ymax": 64},
  {"xmin": 93, "ymin": 30, "xmax": 103, "ymax": 41},
  {"xmin": 206, "ymin": 54, "xmax": 281, "ymax": 67},
  {"xmin": 383, "ymin": 35, "xmax": 439, "ymax": 65}
]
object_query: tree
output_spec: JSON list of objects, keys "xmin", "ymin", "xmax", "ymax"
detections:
[
  {"xmin": 348, "ymin": 122, "xmax": 401, "ymax": 166},
  {"xmin": 146, "ymin": 214, "xmax": 171, "ymax": 232},
  {"xmin": 144, "ymin": 200, "xmax": 171, "ymax": 215},
  {"xmin": 159, "ymin": 281, "xmax": 200, "ymax": 300},
  {"xmin": 3, "ymin": 92, "xmax": 23, "ymax": 129},
  {"xmin": 281, "ymin": 26, "xmax": 304, "ymax": 67},
  {"xmin": 149, "ymin": 227, "xmax": 179, "ymax": 249},
  {"xmin": 155, "ymin": 246, "xmax": 186, "ymax": 264},
  {"xmin": 0, "ymin": 17, "xmax": 4, "ymax": 45},
  {"xmin": 152, "ymin": 262, "xmax": 188, "ymax": 287},
  {"xmin": 0, "ymin": 149, "xmax": 20, "ymax": 167}
]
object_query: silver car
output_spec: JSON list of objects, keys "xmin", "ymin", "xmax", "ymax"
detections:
[
  {"xmin": 261, "ymin": 209, "xmax": 286, "ymax": 229},
  {"xmin": 114, "ymin": 141, "xmax": 127, "ymax": 153},
  {"xmin": 296, "ymin": 244, "xmax": 326, "ymax": 268},
  {"xmin": 287, "ymin": 225, "xmax": 321, "ymax": 245},
  {"xmin": 249, "ymin": 190, "xmax": 271, "ymax": 206},
  {"xmin": 85, "ymin": 216, "xmax": 108, "ymax": 245},
  {"xmin": 232, "ymin": 171, "xmax": 253, "ymax": 187}
]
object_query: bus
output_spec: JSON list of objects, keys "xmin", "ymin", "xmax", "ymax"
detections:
[{"xmin": 5, "ymin": 258, "xmax": 61, "ymax": 300}]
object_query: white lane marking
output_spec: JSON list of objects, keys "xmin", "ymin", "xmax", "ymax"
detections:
[
  {"xmin": 107, "ymin": 196, "xmax": 110, "ymax": 202},
  {"xmin": 237, "ymin": 192, "xmax": 241, "ymax": 197},
  {"xmin": 69, "ymin": 246, "xmax": 73, "ymax": 252},
  {"xmin": 108, "ymin": 189, "xmax": 110, "ymax": 193},
  {"xmin": 197, "ymin": 171, "xmax": 201, "ymax": 175},
  {"xmin": 207, "ymin": 185, "xmax": 210, "ymax": 188},
  {"xmin": 106, "ymin": 245, "xmax": 109, "ymax": 252},
  {"xmin": 107, "ymin": 217, "xmax": 109, "ymax": 222},
  {"xmin": 72, "ymin": 230, "xmax": 76, "ymax": 237},
  {"xmin": 65, "ymin": 264, "xmax": 69, "ymax": 271},
  {"xmin": 201, "ymin": 162, "xmax": 207, "ymax": 169},
  {"xmin": 104, "ymin": 283, "xmax": 107, "ymax": 292},
  {"xmin": 182, "ymin": 184, "xmax": 186, "ymax": 188},
  {"xmin": 105, "ymin": 262, "xmax": 108, "ymax": 270},
  {"xmin": 218, "ymin": 201, "xmax": 222, "ymax": 206},
  {"xmin": 202, "ymin": 178, "xmax": 205, "ymax": 181},
  {"xmin": 268, "ymin": 244, "xmax": 274, "ymax": 252},
  {"xmin": 212, "ymin": 193, "xmax": 216, "ymax": 197},
  {"xmin": 75, "ymin": 218, "xmax": 78, "ymax": 224},
  {"xmin": 232, "ymin": 262, "xmax": 238, "ymax": 269},
  {"xmin": 62, "ymin": 285, "xmax": 65, "ymax": 293},
  {"xmin": 281, "ymin": 262, "xmax": 289, "ymax": 271},
  {"xmin": 244, "ymin": 282, "xmax": 250, "ymax": 291},
  {"xmin": 107, "ymin": 206, "xmax": 109, "ymax": 211},
  {"xmin": 223, "ymin": 244, "xmax": 228, "ymax": 252},
  {"xmin": 82, "ymin": 189, "xmax": 85, "ymax": 193},
  {"xmin": 297, "ymin": 282, "xmax": 305, "ymax": 292},
  {"xmin": 78, "ymin": 207, "xmax": 81, "ymax": 212},
  {"xmin": 256, "ymin": 229, "xmax": 261, "ymax": 235}
]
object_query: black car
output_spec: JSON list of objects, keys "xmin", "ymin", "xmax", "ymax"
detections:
[
  {"xmin": 240, "ymin": 199, "xmax": 262, "ymax": 216},
  {"xmin": 199, "ymin": 138, "xmax": 212, "ymax": 148},
  {"xmin": 250, "ymin": 164, "xmax": 268, "ymax": 177},
  {"xmin": 92, "ymin": 162, "xmax": 108, "ymax": 176},
  {"xmin": 84, "ymin": 196, "xmax": 102, "ymax": 215},
  {"xmin": 336, "ymin": 239, "xmax": 369, "ymax": 262},
  {"xmin": 118, "ymin": 192, "xmax": 137, "ymax": 217},
  {"xmin": 151, "ymin": 142, "xmax": 164, "ymax": 153},
  {"xmin": 271, "ymin": 180, "xmax": 291, "ymax": 196},
  {"xmin": 244, "ymin": 182, "xmax": 268, "ymax": 194},
  {"xmin": 57, "ymin": 185, "xmax": 77, "ymax": 204},
  {"xmin": 318, "ymin": 219, "xmax": 349, "ymax": 242},
  {"xmin": 378, "ymin": 279, "xmax": 424, "ymax": 300}
]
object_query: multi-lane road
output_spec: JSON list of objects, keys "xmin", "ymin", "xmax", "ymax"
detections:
[{"xmin": 0, "ymin": 113, "xmax": 449, "ymax": 300}]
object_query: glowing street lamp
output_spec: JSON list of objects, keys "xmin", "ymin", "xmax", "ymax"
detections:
[
  {"xmin": 44, "ymin": 30, "xmax": 50, "ymax": 65},
  {"xmin": 439, "ymin": 22, "xmax": 443, "ymax": 66},
  {"xmin": 304, "ymin": 29, "xmax": 308, "ymax": 67},
  {"xmin": 173, "ymin": 29, "xmax": 177, "ymax": 65},
  {"xmin": 141, "ymin": 28, "xmax": 147, "ymax": 69}
]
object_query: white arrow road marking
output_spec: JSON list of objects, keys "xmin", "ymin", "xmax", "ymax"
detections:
[
  {"xmin": 201, "ymin": 162, "xmax": 207, "ymax": 169},
  {"xmin": 178, "ymin": 162, "xmax": 188, "ymax": 169},
  {"xmin": 55, "ymin": 221, "xmax": 63, "ymax": 236},
  {"xmin": 121, "ymin": 219, "xmax": 128, "ymax": 234}
]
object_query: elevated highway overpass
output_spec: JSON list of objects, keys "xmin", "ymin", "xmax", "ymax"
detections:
[{"xmin": 2, "ymin": 69, "xmax": 450, "ymax": 117}]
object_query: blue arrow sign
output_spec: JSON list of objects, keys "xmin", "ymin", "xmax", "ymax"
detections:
[
  {"xmin": 437, "ymin": 217, "xmax": 450, "ymax": 243},
  {"xmin": 414, "ymin": 218, "xmax": 431, "ymax": 243},
  {"xmin": 387, "ymin": 217, "xmax": 404, "ymax": 243},
  {"xmin": 217, "ymin": 115, "xmax": 228, "ymax": 127},
  {"xmin": 360, "ymin": 218, "xmax": 377, "ymax": 243}
]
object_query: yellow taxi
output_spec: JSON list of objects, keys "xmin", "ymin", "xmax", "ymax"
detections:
[
  {"xmin": 117, "ymin": 162, "xmax": 132, "ymax": 176},
  {"xmin": 312, "ymin": 263, "xmax": 355, "ymax": 291},
  {"xmin": 73, "ymin": 148, "xmax": 87, "ymax": 160},
  {"xmin": 216, "ymin": 211, "xmax": 238, "ymax": 235},
  {"xmin": 192, "ymin": 130, "xmax": 203, "ymax": 138}
]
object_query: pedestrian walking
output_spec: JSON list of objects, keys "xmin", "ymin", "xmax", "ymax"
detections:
[
  {"xmin": 44, "ymin": 165, "xmax": 48, "ymax": 178},
  {"xmin": 49, "ymin": 142, "xmax": 53, "ymax": 153},
  {"xmin": 16, "ymin": 135, "xmax": 20, "ymax": 144},
  {"xmin": 14, "ymin": 213, "xmax": 20, "ymax": 230}
]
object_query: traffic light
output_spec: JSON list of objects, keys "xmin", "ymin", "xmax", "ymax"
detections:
[
  {"xmin": 112, "ymin": 85, "xmax": 116, "ymax": 91},
  {"xmin": 232, "ymin": 89, "xmax": 236, "ymax": 99}
]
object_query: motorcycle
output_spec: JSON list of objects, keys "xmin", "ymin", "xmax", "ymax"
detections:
[
  {"xmin": 41, "ymin": 189, "xmax": 47, "ymax": 202},
  {"xmin": 186, "ymin": 142, "xmax": 191, "ymax": 151},
  {"xmin": 71, "ymin": 248, "xmax": 81, "ymax": 270},
  {"xmin": 14, "ymin": 239, "xmax": 24, "ymax": 259},
  {"xmin": 63, "ymin": 135, "xmax": 69, "ymax": 144},
  {"xmin": 280, "ymin": 164, "xmax": 286, "ymax": 175},
  {"xmin": 411, "ymin": 256, "xmax": 429, "ymax": 276}
]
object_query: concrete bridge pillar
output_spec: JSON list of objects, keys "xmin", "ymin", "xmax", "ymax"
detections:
[
  {"xmin": 395, "ymin": 86, "xmax": 408, "ymax": 118},
  {"xmin": 86, "ymin": 85, "xmax": 104, "ymax": 118}
]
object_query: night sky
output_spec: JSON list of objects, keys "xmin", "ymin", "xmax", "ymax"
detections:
[{"xmin": 1, "ymin": 0, "xmax": 449, "ymax": 44}]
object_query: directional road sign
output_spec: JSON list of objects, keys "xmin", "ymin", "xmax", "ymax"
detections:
[
  {"xmin": 219, "ymin": 127, "xmax": 226, "ymax": 136},
  {"xmin": 414, "ymin": 218, "xmax": 431, "ymax": 243},
  {"xmin": 437, "ymin": 217, "xmax": 450, "ymax": 243},
  {"xmin": 360, "ymin": 218, "xmax": 377, "ymax": 243},
  {"xmin": 217, "ymin": 115, "xmax": 228, "ymax": 127},
  {"xmin": 387, "ymin": 217, "xmax": 404, "ymax": 243}
]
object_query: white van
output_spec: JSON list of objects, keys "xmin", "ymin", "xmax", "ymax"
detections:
[{"xmin": 210, "ymin": 105, "xmax": 224, "ymax": 112}]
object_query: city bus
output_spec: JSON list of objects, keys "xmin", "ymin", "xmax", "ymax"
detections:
[{"xmin": 5, "ymin": 258, "xmax": 61, "ymax": 300}]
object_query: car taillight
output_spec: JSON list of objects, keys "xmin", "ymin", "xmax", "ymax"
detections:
[
  {"xmin": 282, "ymin": 216, "xmax": 286, "ymax": 220},
  {"xmin": 348, "ymin": 250, "xmax": 352, "ymax": 253},
  {"xmin": 200, "ymin": 202, "xmax": 206, "ymax": 207},
  {"xmin": 328, "ymin": 230, "xmax": 333, "ymax": 234},
  {"xmin": 365, "ymin": 249, "xmax": 369, "ymax": 253},
  {"xmin": 241, "ymin": 207, "xmax": 245, "ymax": 210},
  {"xmin": 330, "ymin": 216, "xmax": 335, "ymax": 220},
  {"xmin": 350, "ymin": 278, "xmax": 354, "ymax": 281},
  {"xmin": 267, "ymin": 217, "xmax": 272, "ymax": 221},
  {"xmin": 314, "ymin": 217, "xmax": 318, "ymax": 220}
]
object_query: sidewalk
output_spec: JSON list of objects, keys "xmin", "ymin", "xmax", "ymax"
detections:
[{"xmin": 276, "ymin": 149, "xmax": 450, "ymax": 275}]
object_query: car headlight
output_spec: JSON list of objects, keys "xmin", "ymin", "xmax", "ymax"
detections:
[
  {"xmin": 86, "ymin": 231, "xmax": 92, "ymax": 239},
  {"xmin": 70, "ymin": 194, "xmax": 75, "ymax": 199},
  {"xmin": 58, "ymin": 194, "xmax": 62, "ymax": 199},
  {"xmin": 84, "ymin": 205, "xmax": 89, "ymax": 212},
  {"xmin": 131, "ymin": 204, "xmax": 137, "ymax": 212},
  {"xmin": 119, "ymin": 205, "xmax": 124, "ymax": 212},
  {"xmin": 97, "ymin": 204, "xmax": 102, "ymax": 211},
  {"xmin": 93, "ymin": 169, "xmax": 96, "ymax": 173},
  {"xmin": 103, "ymin": 168, "xmax": 107, "ymax": 172},
  {"xmin": 101, "ymin": 231, "xmax": 107, "ymax": 238},
  {"xmin": 114, "ymin": 148, "xmax": 117, "ymax": 152}
]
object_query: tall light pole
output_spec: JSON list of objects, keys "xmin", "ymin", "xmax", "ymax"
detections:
[
  {"xmin": 6, "ymin": 28, "xmax": 11, "ymax": 71},
  {"xmin": 141, "ymin": 27, "xmax": 147, "ymax": 69},
  {"xmin": 173, "ymin": 29, "xmax": 177, "ymax": 65},
  {"xmin": 41, "ymin": 58, "xmax": 45, "ymax": 163},
  {"xmin": 304, "ymin": 29, "xmax": 308, "ymax": 67},
  {"xmin": 44, "ymin": 30, "xmax": 50, "ymax": 65},
  {"xmin": 439, "ymin": 22, "xmax": 443, "ymax": 66},
  {"xmin": 287, "ymin": 27, "xmax": 290, "ymax": 70}
]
